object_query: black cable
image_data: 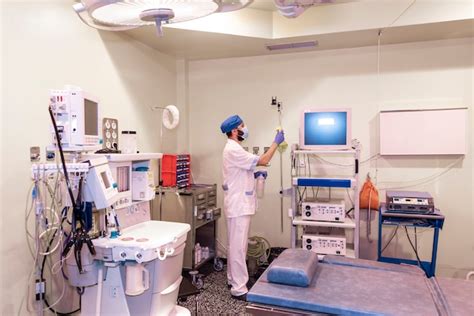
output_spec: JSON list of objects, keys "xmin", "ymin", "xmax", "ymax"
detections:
[
  {"xmin": 414, "ymin": 227, "xmax": 417, "ymax": 252},
  {"xmin": 48, "ymin": 106, "xmax": 76, "ymax": 210},
  {"xmin": 381, "ymin": 225, "xmax": 399, "ymax": 254},
  {"xmin": 404, "ymin": 226, "xmax": 429, "ymax": 276},
  {"xmin": 345, "ymin": 207, "xmax": 354, "ymax": 215}
]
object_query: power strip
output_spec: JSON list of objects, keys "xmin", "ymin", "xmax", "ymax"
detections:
[{"xmin": 31, "ymin": 163, "xmax": 89, "ymax": 178}]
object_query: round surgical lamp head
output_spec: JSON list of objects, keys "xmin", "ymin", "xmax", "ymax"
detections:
[{"xmin": 74, "ymin": 0, "xmax": 253, "ymax": 36}]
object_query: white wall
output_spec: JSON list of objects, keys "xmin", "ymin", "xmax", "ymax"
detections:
[
  {"xmin": 0, "ymin": 1, "xmax": 177, "ymax": 314},
  {"xmin": 187, "ymin": 37, "xmax": 473, "ymax": 278}
]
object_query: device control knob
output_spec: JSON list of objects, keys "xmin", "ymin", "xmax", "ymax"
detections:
[
  {"xmin": 135, "ymin": 252, "xmax": 143, "ymax": 262},
  {"xmin": 306, "ymin": 245, "xmax": 312, "ymax": 250},
  {"xmin": 120, "ymin": 252, "xmax": 127, "ymax": 258},
  {"xmin": 305, "ymin": 205, "xmax": 311, "ymax": 210},
  {"xmin": 305, "ymin": 211, "xmax": 311, "ymax": 217},
  {"xmin": 306, "ymin": 239, "xmax": 312, "ymax": 244}
]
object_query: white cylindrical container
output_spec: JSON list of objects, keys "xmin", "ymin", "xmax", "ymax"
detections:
[
  {"xmin": 256, "ymin": 175, "xmax": 265, "ymax": 199},
  {"xmin": 255, "ymin": 171, "xmax": 267, "ymax": 199},
  {"xmin": 125, "ymin": 263, "xmax": 150, "ymax": 296},
  {"xmin": 121, "ymin": 131, "xmax": 137, "ymax": 154}
]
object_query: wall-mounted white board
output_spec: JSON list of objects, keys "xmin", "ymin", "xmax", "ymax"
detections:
[{"xmin": 379, "ymin": 108, "xmax": 467, "ymax": 155}]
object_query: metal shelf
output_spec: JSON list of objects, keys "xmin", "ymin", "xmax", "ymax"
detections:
[
  {"xmin": 293, "ymin": 216, "xmax": 356, "ymax": 229},
  {"xmin": 293, "ymin": 149, "xmax": 357, "ymax": 155},
  {"xmin": 83, "ymin": 153, "xmax": 162, "ymax": 162},
  {"xmin": 291, "ymin": 146, "xmax": 360, "ymax": 259},
  {"xmin": 195, "ymin": 216, "xmax": 221, "ymax": 230},
  {"xmin": 104, "ymin": 153, "xmax": 162, "ymax": 162},
  {"xmin": 193, "ymin": 252, "xmax": 216, "ymax": 270},
  {"xmin": 292, "ymin": 177, "xmax": 355, "ymax": 188},
  {"xmin": 316, "ymin": 248, "xmax": 356, "ymax": 261}
]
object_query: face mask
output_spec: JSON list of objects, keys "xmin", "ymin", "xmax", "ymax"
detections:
[{"xmin": 237, "ymin": 127, "xmax": 249, "ymax": 141}]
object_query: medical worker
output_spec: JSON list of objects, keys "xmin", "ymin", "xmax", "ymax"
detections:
[{"xmin": 220, "ymin": 115, "xmax": 285, "ymax": 301}]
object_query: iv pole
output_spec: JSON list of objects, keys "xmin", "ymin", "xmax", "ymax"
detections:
[{"xmin": 272, "ymin": 97, "xmax": 285, "ymax": 233}]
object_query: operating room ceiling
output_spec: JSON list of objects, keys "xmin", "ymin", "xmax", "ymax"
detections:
[{"xmin": 116, "ymin": 0, "xmax": 474, "ymax": 60}]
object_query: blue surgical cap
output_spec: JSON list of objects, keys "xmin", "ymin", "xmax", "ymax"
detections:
[{"xmin": 220, "ymin": 115, "xmax": 243, "ymax": 134}]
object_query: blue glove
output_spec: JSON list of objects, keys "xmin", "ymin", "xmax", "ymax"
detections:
[{"xmin": 274, "ymin": 130, "xmax": 285, "ymax": 145}]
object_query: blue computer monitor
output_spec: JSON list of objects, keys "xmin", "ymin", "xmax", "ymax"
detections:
[{"xmin": 299, "ymin": 109, "xmax": 351, "ymax": 150}]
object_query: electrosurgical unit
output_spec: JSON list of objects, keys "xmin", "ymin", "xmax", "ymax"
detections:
[{"xmin": 386, "ymin": 191, "xmax": 435, "ymax": 214}]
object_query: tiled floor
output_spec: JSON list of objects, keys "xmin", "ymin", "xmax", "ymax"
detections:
[{"xmin": 177, "ymin": 267, "xmax": 249, "ymax": 315}]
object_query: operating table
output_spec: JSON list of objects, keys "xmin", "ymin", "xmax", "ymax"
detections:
[{"xmin": 246, "ymin": 249, "xmax": 474, "ymax": 316}]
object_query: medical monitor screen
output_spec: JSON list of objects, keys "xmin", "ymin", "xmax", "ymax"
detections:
[
  {"xmin": 84, "ymin": 99, "xmax": 98, "ymax": 136},
  {"xmin": 301, "ymin": 110, "xmax": 351, "ymax": 150}
]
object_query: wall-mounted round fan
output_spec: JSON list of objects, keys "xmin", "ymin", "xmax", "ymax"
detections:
[{"xmin": 73, "ymin": 0, "xmax": 253, "ymax": 36}]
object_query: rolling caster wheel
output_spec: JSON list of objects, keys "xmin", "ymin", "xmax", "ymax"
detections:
[
  {"xmin": 189, "ymin": 270, "xmax": 204, "ymax": 289},
  {"xmin": 213, "ymin": 258, "xmax": 224, "ymax": 272},
  {"xmin": 194, "ymin": 277, "xmax": 204, "ymax": 289}
]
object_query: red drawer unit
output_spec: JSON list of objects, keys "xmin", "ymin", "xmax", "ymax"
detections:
[{"xmin": 161, "ymin": 154, "xmax": 191, "ymax": 188}]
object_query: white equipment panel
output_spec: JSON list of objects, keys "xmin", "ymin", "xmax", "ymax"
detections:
[
  {"xmin": 380, "ymin": 108, "xmax": 467, "ymax": 155},
  {"xmin": 303, "ymin": 234, "xmax": 346, "ymax": 256},
  {"xmin": 302, "ymin": 199, "xmax": 345, "ymax": 222}
]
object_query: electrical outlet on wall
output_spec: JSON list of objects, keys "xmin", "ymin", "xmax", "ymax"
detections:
[
  {"xmin": 253, "ymin": 147, "xmax": 259, "ymax": 155},
  {"xmin": 264, "ymin": 146, "xmax": 270, "ymax": 153},
  {"xmin": 243, "ymin": 146, "xmax": 249, "ymax": 152},
  {"xmin": 30, "ymin": 146, "xmax": 40, "ymax": 162},
  {"xmin": 45, "ymin": 147, "xmax": 55, "ymax": 161}
]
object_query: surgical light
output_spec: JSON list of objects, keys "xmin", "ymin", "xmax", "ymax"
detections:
[{"xmin": 73, "ymin": 0, "xmax": 253, "ymax": 36}]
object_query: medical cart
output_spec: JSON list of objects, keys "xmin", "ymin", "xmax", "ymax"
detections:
[
  {"xmin": 290, "ymin": 146, "xmax": 361, "ymax": 259},
  {"xmin": 377, "ymin": 203, "xmax": 445, "ymax": 277},
  {"xmin": 151, "ymin": 184, "xmax": 224, "ymax": 287}
]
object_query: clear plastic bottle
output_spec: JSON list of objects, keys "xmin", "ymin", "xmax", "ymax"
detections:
[
  {"xmin": 195, "ymin": 243, "xmax": 201, "ymax": 264},
  {"xmin": 256, "ymin": 174, "xmax": 266, "ymax": 198},
  {"xmin": 202, "ymin": 247, "xmax": 209, "ymax": 260}
]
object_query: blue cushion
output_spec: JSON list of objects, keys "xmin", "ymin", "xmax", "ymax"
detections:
[{"xmin": 267, "ymin": 249, "xmax": 318, "ymax": 287}]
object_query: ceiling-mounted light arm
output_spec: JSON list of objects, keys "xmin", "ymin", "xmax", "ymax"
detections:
[
  {"xmin": 139, "ymin": 8, "xmax": 175, "ymax": 37},
  {"xmin": 73, "ymin": 2, "xmax": 138, "ymax": 31},
  {"xmin": 215, "ymin": 0, "xmax": 253, "ymax": 13},
  {"xmin": 274, "ymin": 0, "xmax": 334, "ymax": 18},
  {"xmin": 274, "ymin": 0, "xmax": 309, "ymax": 18}
]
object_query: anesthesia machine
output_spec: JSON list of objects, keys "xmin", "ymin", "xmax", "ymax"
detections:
[{"xmin": 27, "ymin": 86, "xmax": 190, "ymax": 316}]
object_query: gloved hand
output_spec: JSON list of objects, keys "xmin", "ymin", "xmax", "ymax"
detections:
[{"xmin": 274, "ymin": 130, "xmax": 285, "ymax": 145}]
